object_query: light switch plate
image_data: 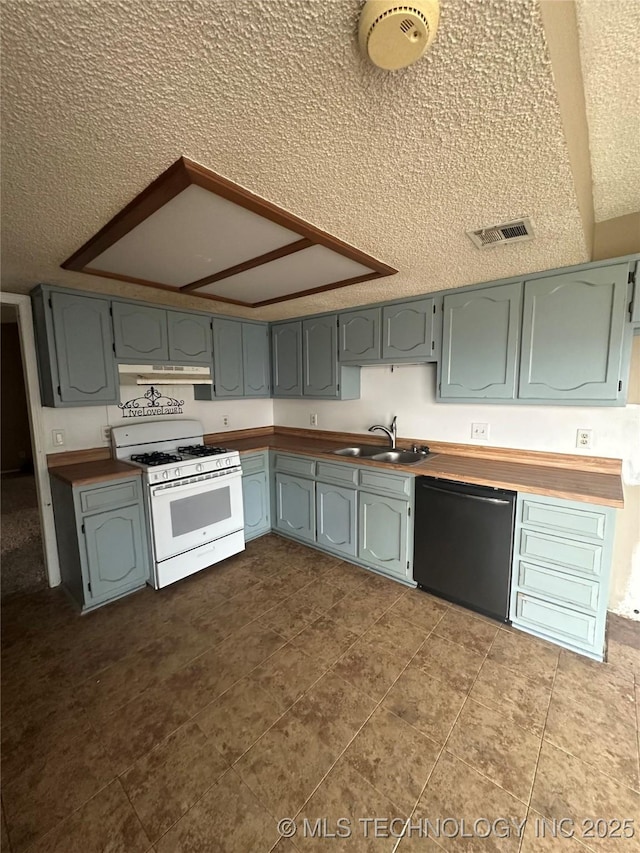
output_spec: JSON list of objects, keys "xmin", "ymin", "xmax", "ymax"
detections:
[{"xmin": 52, "ymin": 429, "xmax": 65, "ymax": 447}]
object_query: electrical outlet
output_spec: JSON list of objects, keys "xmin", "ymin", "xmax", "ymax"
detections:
[
  {"xmin": 101, "ymin": 425, "xmax": 111, "ymax": 443},
  {"xmin": 576, "ymin": 428, "xmax": 593, "ymax": 449},
  {"xmin": 310, "ymin": 413, "xmax": 318, "ymax": 427},
  {"xmin": 222, "ymin": 415, "xmax": 230, "ymax": 427},
  {"xmin": 471, "ymin": 422, "xmax": 489, "ymax": 441},
  {"xmin": 52, "ymin": 429, "xmax": 65, "ymax": 447}
]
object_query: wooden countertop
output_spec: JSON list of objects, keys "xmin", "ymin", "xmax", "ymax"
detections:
[
  {"xmin": 49, "ymin": 459, "xmax": 141, "ymax": 487},
  {"xmin": 220, "ymin": 432, "xmax": 624, "ymax": 508}
]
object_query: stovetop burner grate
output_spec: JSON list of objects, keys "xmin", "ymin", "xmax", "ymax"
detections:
[
  {"xmin": 130, "ymin": 451, "xmax": 184, "ymax": 466},
  {"xmin": 178, "ymin": 445, "xmax": 230, "ymax": 457}
]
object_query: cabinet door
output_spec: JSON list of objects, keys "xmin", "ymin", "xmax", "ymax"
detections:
[
  {"xmin": 242, "ymin": 323, "xmax": 270, "ymax": 397},
  {"xmin": 212, "ymin": 318, "xmax": 244, "ymax": 397},
  {"xmin": 358, "ymin": 491, "xmax": 409, "ymax": 579},
  {"xmin": 275, "ymin": 473, "xmax": 315, "ymax": 542},
  {"xmin": 440, "ymin": 283, "xmax": 522, "ymax": 399},
  {"xmin": 50, "ymin": 292, "xmax": 118, "ymax": 404},
  {"xmin": 242, "ymin": 472, "xmax": 271, "ymax": 540},
  {"xmin": 83, "ymin": 504, "xmax": 148, "ymax": 601},
  {"xmin": 303, "ymin": 315, "xmax": 338, "ymax": 397},
  {"xmin": 316, "ymin": 482, "xmax": 357, "ymax": 557},
  {"xmin": 272, "ymin": 322, "xmax": 302, "ymax": 397},
  {"xmin": 168, "ymin": 312, "xmax": 212, "ymax": 363},
  {"xmin": 339, "ymin": 308, "xmax": 381, "ymax": 362},
  {"xmin": 519, "ymin": 264, "xmax": 628, "ymax": 401},
  {"xmin": 382, "ymin": 299, "xmax": 435, "ymax": 360},
  {"xmin": 112, "ymin": 302, "xmax": 169, "ymax": 361}
]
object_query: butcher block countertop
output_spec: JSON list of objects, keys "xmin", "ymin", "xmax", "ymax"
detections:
[
  {"xmin": 49, "ymin": 459, "xmax": 140, "ymax": 487},
  {"xmin": 214, "ymin": 427, "xmax": 624, "ymax": 509}
]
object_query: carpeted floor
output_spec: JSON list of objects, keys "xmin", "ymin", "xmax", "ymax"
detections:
[{"xmin": 0, "ymin": 474, "xmax": 47, "ymax": 600}]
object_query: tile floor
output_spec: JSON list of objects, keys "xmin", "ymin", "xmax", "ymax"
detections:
[{"xmin": 1, "ymin": 534, "xmax": 639, "ymax": 852}]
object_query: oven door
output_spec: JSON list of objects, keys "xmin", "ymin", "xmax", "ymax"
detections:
[{"xmin": 150, "ymin": 470, "xmax": 244, "ymax": 561}]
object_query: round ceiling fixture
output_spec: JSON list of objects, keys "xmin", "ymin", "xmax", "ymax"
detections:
[{"xmin": 359, "ymin": 0, "xmax": 440, "ymax": 70}]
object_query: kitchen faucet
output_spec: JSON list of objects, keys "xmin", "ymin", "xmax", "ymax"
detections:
[{"xmin": 368, "ymin": 415, "xmax": 397, "ymax": 449}]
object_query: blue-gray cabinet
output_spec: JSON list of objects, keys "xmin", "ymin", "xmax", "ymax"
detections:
[
  {"xmin": 50, "ymin": 474, "xmax": 149, "ymax": 611},
  {"xmin": 112, "ymin": 301, "xmax": 169, "ymax": 361},
  {"xmin": 316, "ymin": 481, "xmax": 357, "ymax": 558},
  {"xmin": 440, "ymin": 282, "xmax": 522, "ymax": 399},
  {"xmin": 274, "ymin": 472, "xmax": 315, "ymax": 543},
  {"xmin": 358, "ymin": 491, "xmax": 410, "ymax": 581},
  {"xmin": 212, "ymin": 318, "xmax": 244, "ymax": 397},
  {"xmin": 168, "ymin": 312, "xmax": 212, "ymax": 363},
  {"xmin": 519, "ymin": 264, "xmax": 628, "ymax": 401},
  {"xmin": 242, "ymin": 323, "xmax": 270, "ymax": 397},
  {"xmin": 272, "ymin": 321, "xmax": 303, "ymax": 397},
  {"xmin": 631, "ymin": 262, "xmax": 640, "ymax": 325},
  {"xmin": 241, "ymin": 452, "xmax": 271, "ymax": 541},
  {"xmin": 303, "ymin": 316, "xmax": 338, "ymax": 397},
  {"xmin": 382, "ymin": 298, "xmax": 436, "ymax": 360},
  {"xmin": 339, "ymin": 308, "xmax": 381, "ymax": 363},
  {"xmin": 32, "ymin": 287, "xmax": 119, "ymax": 407},
  {"xmin": 510, "ymin": 493, "xmax": 616, "ymax": 661}
]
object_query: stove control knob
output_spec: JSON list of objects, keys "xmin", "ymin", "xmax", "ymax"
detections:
[
  {"xmin": 225, "ymin": 458, "xmax": 231, "ymax": 466},
  {"xmin": 196, "ymin": 463, "xmax": 203, "ymax": 473},
  {"xmin": 174, "ymin": 468, "xmax": 181, "ymax": 478},
  {"xmin": 216, "ymin": 459, "xmax": 223, "ymax": 469},
  {"xmin": 162, "ymin": 470, "xmax": 169, "ymax": 480}
]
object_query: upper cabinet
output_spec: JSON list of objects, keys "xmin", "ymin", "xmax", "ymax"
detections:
[
  {"xmin": 382, "ymin": 298, "xmax": 436, "ymax": 360},
  {"xmin": 32, "ymin": 287, "xmax": 119, "ymax": 407},
  {"xmin": 202, "ymin": 319, "xmax": 270, "ymax": 399},
  {"xmin": 518, "ymin": 264, "xmax": 629, "ymax": 402},
  {"xmin": 440, "ymin": 282, "xmax": 522, "ymax": 399},
  {"xmin": 339, "ymin": 308, "xmax": 381, "ymax": 363},
  {"xmin": 168, "ymin": 312, "xmax": 212, "ymax": 363},
  {"xmin": 303, "ymin": 316, "xmax": 338, "ymax": 397},
  {"xmin": 271, "ymin": 321, "xmax": 303, "ymax": 397},
  {"xmin": 212, "ymin": 318, "xmax": 244, "ymax": 397},
  {"xmin": 242, "ymin": 323, "xmax": 270, "ymax": 397},
  {"xmin": 112, "ymin": 302, "xmax": 169, "ymax": 361}
]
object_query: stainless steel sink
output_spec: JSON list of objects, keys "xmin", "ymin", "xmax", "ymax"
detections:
[
  {"xmin": 332, "ymin": 446, "xmax": 382, "ymax": 457},
  {"xmin": 370, "ymin": 450, "xmax": 427, "ymax": 465}
]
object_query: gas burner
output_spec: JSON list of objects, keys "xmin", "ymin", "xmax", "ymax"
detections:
[
  {"xmin": 130, "ymin": 451, "xmax": 184, "ymax": 467},
  {"xmin": 178, "ymin": 445, "xmax": 230, "ymax": 457}
]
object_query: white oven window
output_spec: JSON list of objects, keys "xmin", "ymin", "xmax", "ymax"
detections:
[{"xmin": 170, "ymin": 487, "xmax": 232, "ymax": 537}]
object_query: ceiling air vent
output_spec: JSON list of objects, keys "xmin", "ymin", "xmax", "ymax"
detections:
[{"xmin": 467, "ymin": 218, "xmax": 534, "ymax": 249}]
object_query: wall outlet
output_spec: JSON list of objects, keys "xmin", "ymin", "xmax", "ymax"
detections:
[
  {"xmin": 576, "ymin": 428, "xmax": 593, "ymax": 449},
  {"xmin": 471, "ymin": 422, "xmax": 489, "ymax": 441},
  {"xmin": 310, "ymin": 413, "xmax": 318, "ymax": 427},
  {"xmin": 222, "ymin": 415, "xmax": 230, "ymax": 427},
  {"xmin": 52, "ymin": 429, "xmax": 65, "ymax": 447},
  {"xmin": 101, "ymin": 425, "xmax": 111, "ymax": 443}
]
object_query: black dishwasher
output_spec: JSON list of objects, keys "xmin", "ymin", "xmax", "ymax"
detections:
[{"xmin": 413, "ymin": 477, "xmax": 516, "ymax": 622}]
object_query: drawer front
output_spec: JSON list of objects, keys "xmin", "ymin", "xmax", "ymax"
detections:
[
  {"xmin": 273, "ymin": 453, "xmax": 316, "ymax": 478},
  {"xmin": 358, "ymin": 468, "xmax": 412, "ymax": 499},
  {"xmin": 79, "ymin": 479, "xmax": 141, "ymax": 514},
  {"xmin": 521, "ymin": 499, "xmax": 606, "ymax": 541},
  {"xmin": 519, "ymin": 528, "xmax": 602, "ymax": 577},
  {"xmin": 514, "ymin": 593, "xmax": 597, "ymax": 647},
  {"xmin": 517, "ymin": 561, "xmax": 600, "ymax": 612},
  {"xmin": 316, "ymin": 461, "xmax": 358, "ymax": 487},
  {"xmin": 241, "ymin": 452, "xmax": 268, "ymax": 476}
]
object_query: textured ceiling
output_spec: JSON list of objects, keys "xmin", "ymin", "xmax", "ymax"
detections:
[
  {"xmin": 0, "ymin": 0, "xmax": 602, "ymax": 319},
  {"xmin": 576, "ymin": 0, "xmax": 640, "ymax": 223}
]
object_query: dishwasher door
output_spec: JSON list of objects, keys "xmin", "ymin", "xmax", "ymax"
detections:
[{"xmin": 413, "ymin": 477, "xmax": 516, "ymax": 622}]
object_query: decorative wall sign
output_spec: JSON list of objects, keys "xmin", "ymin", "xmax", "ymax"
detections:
[{"xmin": 118, "ymin": 386, "xmax": 184, "ymax": 418}]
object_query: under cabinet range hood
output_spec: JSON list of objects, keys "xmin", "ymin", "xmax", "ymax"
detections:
[{"xmin": 118, "ymin": 364, "xmax": 212, "ymax": 385}]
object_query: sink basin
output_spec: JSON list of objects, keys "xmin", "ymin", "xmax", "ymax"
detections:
[
  {"xmin": 332, "ymin": 446, "xmax": 382, "ymax": 457},
  {"xmin": 370, "ymin": 450, "xmax": 427, "ymax": 465}
]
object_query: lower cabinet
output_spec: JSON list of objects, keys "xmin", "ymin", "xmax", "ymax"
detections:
[
  {"xmin": 241, "ymin": 452, "xmax": 271, "ymax": 541},
  {"xmin": 316, "ymin": 482, "xmax": 357, "ymax": 558},
  {"xmin": 358, "ymin": 491, "xmax": 410, "ymax": 581},
  {"xmin": 50, "ymin": 474, "xmax": 149, "ymax": 611},
  {"xmin": 274, "ymin": 472, "xmax": 316, "ymax": 543}
]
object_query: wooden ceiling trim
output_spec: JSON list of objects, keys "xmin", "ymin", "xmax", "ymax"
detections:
[
  {"xmin": 250, "ymin": 271, "xmax": 388, "ymax": 307},
  {"xmin": 180, "ymin": 238, "xmax": 313, "ymax": 292}
]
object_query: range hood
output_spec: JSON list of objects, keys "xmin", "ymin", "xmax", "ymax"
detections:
[{"xmin": 118, "ymin": 364, "xmax": 212, "ymax": 385}]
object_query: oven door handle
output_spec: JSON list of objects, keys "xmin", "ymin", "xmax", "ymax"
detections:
[{"xmin": 150, "ymin": 470, "xmax": 242, "ymax": 498}]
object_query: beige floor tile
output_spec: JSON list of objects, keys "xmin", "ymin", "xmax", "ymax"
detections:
[
  {"xmin": 290, "ymin": 614, "xmax": 360, "ymax": 667},
  {"xmin": 433, "ymin": 608, "xmax": 499, "ymax": 654},
  {"xmin": 287, "ymin": 578, "xmax": 347, "ymax": 612},
  {"xmin": 415, "ymin": 751, "xmax": 528, "ymax": 853},
  {"xmin": 320, "ymin": 561, "xmax": 372, "ymax": 595},
  {"xmin": 326, "ymin": 595, "xmax": 390, "ymax": 635},
  {"xmin": 259, "ymin": 597, "xmax": 323, "ymax": 640},
  {"xmin": 446, "ymin": 698, "xmax": 541, "ymax": 803},
  {"xmin": 412, "ymin": 634, "xmax": 484, "ymax": 693},
  {"xmin": 23, "ymin": 780, "xmax": 149, "ymax": 853},
  {"xmin": 532, "ymin": 741, "xmax": 640, "ymax": 852},
  {"xmin": 520, "ymin": 809, "xmax": 596, "ymax": 852},
  {"xmin": 383, "ymin": 665, "xmax": 466, "ymax": 744},
  {"xmin": 469, "ymin": 658, "xmax": 552, "ymax": 737},
  {"xmin": 389, "ymin": 591, "xmax": 449, "ymax": 633},
  {"xmin": 251, "ymin": 642, "xmax": 328, "ymax": 713},
  {"xmin": 333, "ymin": 637, "xmax": 411, "ymax": 702},
  {"xmin": 607, "ymin": 638, "xmax": 640, "ymax": 680},
  {"xmin": 1, "ymin": 802, "xmax": 9, "ymax": 852},
  {"xmin": 488, "ymin": 628, "xmax": 559, "ymax": 687},
  {"xmin": 155, "ymin": 768, "xmax": 279, "ymax": 853},
  {"xmin": 362, "ymin": 610, "xmax": 429, "ymax": 660},
  {"xmin": 344, "ymin": 706, "xmax": 440, "ymax": 815},
  {"xmin": 120, "ymin": 721, "xmax": 228, "ymax": 842},
  {"xmin": 555, "ymin": 651, "xmax": 636, "ymax": 728},
  {"xmin": 394, "ymin": 834, "xmax": 445, "ymax": 852}
]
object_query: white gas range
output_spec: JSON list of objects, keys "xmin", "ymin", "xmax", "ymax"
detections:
[{"xmin": 112, "ymin": 420, "xmax": 244, "ymax": 589}]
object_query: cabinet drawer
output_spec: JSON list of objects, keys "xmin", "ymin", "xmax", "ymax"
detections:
[
  {"xmin": 241, "ymin": 452, "xmax": 268, "ymax": 476},
  {"xmin": 358, "ymin": 469, "xmax": 412, "ymax": 499},
  {"xmin": 519, "ymin": 528, "xmax": 602, "ymax": 577},
  {"xmin": 517, "ymin": 561, "xmax": 600, "ymax": 612},
  {"xmin": 514, "ymin": 593, "xmax": 597, "ymax": 648},
  {"xmin": 316, "ymin": 461, "xmax": 358, "ymax": 487},
  {"xmin": 79, "ymin": 479, "xmax": 141, "ymax": 514},
  {"xmin": 273, "ymin": 453, "xmax": 315, "ymax": 478},
  {"xmin": 521, "ymin": 498, "xmax": 607, "ymax": 541}
]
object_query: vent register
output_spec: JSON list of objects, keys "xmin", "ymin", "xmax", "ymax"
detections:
[{"xmin": 467, "ymin": 218, "xmax": 534, "ymax": 249}]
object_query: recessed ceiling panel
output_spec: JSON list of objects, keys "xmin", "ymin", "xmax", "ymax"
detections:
[
  {"xmin": 198, "ymin": 244, "xmax": 375, "ymax": 303},
  {"xmin": 89, "ymin": 184, "xmax": 301, "ymax": 287}
]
